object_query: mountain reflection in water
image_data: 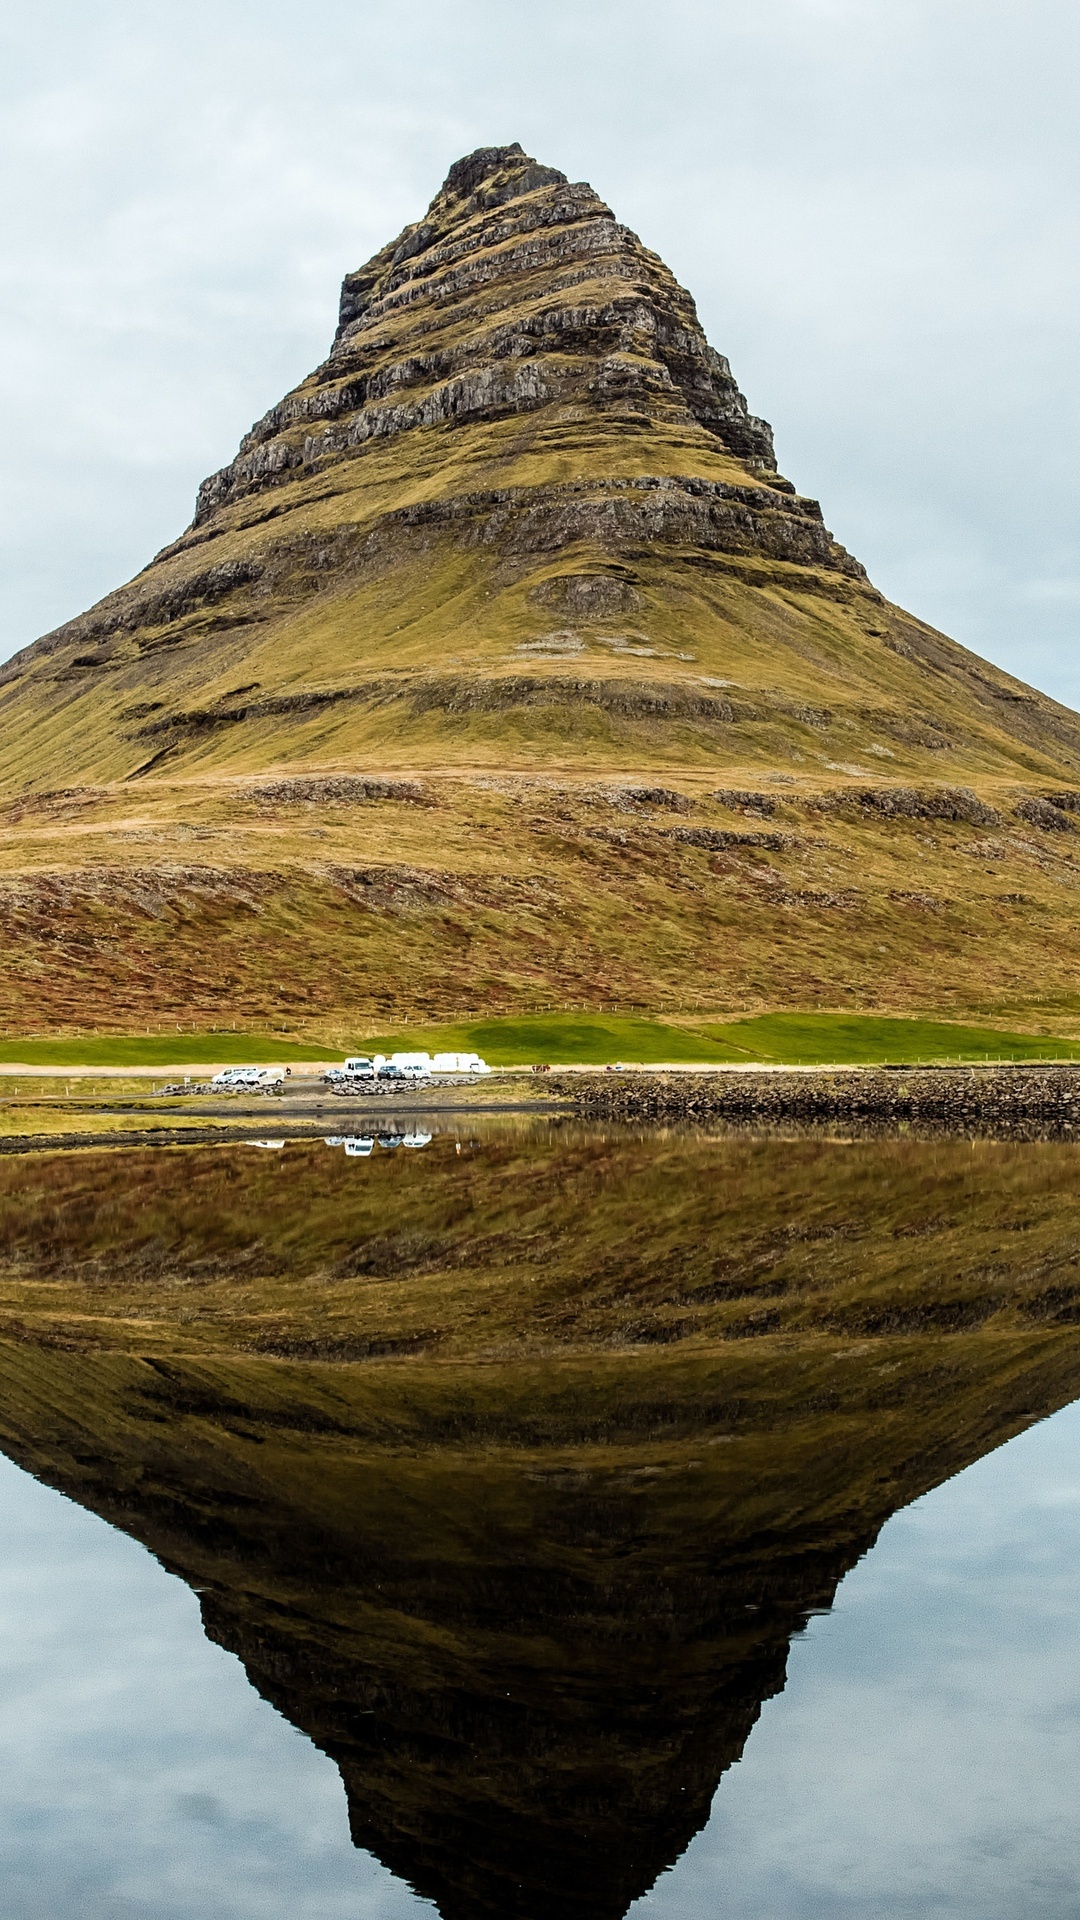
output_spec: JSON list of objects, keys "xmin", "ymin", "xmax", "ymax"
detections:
[{"xmin": 1, "ymin": 1124, "xmax": 1079, "ymax": 1918}]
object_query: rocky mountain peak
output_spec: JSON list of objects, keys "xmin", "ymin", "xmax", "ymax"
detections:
[
  {"xmin": 5, "ymin": 137, "xmax": 1079, "ymax": 833},
  {"xmin": 183, "ymin": 142, "xmax": 778, "ymax": 527},
  {"xmin": 433, "ymin": 141, "xmax": 569, "ymax": 210}
]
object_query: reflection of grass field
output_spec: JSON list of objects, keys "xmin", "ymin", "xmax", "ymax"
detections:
[
  {"xmin": 0, "ymin": 1011, "xmax": 1076, "ymax": 1071},
  {"xmin": 359, "ymin": 1010, "xmax": 1080, "ymax": 1067}
]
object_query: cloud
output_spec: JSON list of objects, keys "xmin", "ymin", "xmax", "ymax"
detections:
[
  {"xmin": 634, "ymin": 1399, "xmax": 1080, "ymax": 1917},
  {"xmin": 1, "ymin": 0, "xmax": 1078, "ymax": 701},
  {"xmin": 0, "ymin": 1452, "xmax": 424, "ymax": 1918}
]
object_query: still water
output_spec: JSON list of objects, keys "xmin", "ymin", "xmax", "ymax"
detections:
[{"xmin": 0, "ymin": 1126, "xmax": 1078, "ymax": 1917}]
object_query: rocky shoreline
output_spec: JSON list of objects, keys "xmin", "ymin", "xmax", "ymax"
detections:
[{"xmin": 550, "ymin": 1065, "xmax": 1080, "ymax": 1138}]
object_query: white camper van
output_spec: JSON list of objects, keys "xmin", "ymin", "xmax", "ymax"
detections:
[{"xmin": 212, "ymin": 1066, "xmax": 259, "ymax": 1088}]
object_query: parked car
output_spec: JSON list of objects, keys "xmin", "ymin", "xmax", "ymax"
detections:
[
  {"xmin": 325, "ymin": 1056, "xmax": 375, "ymax": 1084},
  {"xmin": 211, "ymin": 1066, "xmax": 261, "ymax": 1088}
]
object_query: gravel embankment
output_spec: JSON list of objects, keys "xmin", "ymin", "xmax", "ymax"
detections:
[{"xmin": 550, "ymin": 1065, "xmax": 1080, "ymax": 1137}]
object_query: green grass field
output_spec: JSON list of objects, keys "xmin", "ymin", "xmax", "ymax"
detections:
[
  {"xmin": 355, "ymin": 1011, "xmax": 1080, "ymax": 1068},
  {"xmin": 697, "ymin": 1013, "xmax": 1080, "ymax": 1066},
  {"xmin": 0, "ymin": 1012, "xmax": 1075, "ymax": 1071}
]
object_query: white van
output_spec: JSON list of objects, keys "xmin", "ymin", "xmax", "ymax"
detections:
[
  {"xmin": 212, "ymin": 1066, "xmax": 261, "ymax": 1088},
  {"xmin": 343, "ymin": 1056, "xmax": 375, "ymax": 1079}
]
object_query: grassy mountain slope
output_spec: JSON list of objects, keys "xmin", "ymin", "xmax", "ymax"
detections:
[{"xmin": 0, "ymin": 142, "xmax": 1078, "ymax": 1031}]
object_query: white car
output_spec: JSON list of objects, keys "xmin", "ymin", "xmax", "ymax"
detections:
[{"xmin": 213, "ymin": 1066, "xmax": 284, "ymax": 1090}]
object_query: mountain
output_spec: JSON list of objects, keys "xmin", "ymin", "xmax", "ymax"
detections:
[
  {"xmin": 2, "ymin": 1129, "xmax": 1080, "ymax": 1916},
  {"xmin": 0, "ymin": 142, "xmax": 1079, "ymax": 1033}
]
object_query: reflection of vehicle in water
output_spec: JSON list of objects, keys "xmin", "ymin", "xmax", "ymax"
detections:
[
  {"xmin": 325, "ymin": 1135, "xmax": 429, "ymax": 1155},
  {"xmin": 243, "ymin": 1139, "xmax": 286, "ymax": 1150}
]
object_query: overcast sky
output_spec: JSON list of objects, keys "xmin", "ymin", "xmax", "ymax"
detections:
[{"xmin": 2, "ymin": 0, "xmax": 1078, "ymax": 700}]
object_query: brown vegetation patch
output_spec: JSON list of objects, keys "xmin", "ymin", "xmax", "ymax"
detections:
[
  {"xmin": 0, "ymin": 788, "xmax": 112, "ymax": 824},
  {"xmin": 667, "ymin": 827, "xmax": 794, "ymax": 852},
  {"xmin": 711, "ymin": 790, "xmax": 780, "ymax": 816},
  {"xmin": 242, "ymin": 776, "xmax": 435, "ymax": 810},
  {"xmin": 601, "ymin": 786, "xmax": 693, "ymax": 813},
  {"xmin": 403, "ymin": 674, "xmax": 745, "ymax": 722},
  {"xmin": 812, "ymin": 786, "xmax": 1000, "ymax": 825},
  {"xmin": 1014, "ymin": 797, "xmax": 1076, "ymax": 832}
]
